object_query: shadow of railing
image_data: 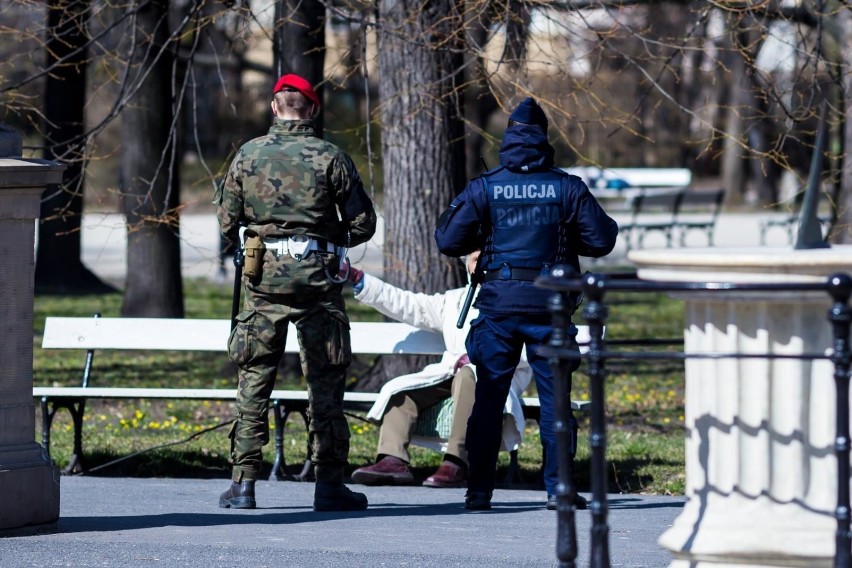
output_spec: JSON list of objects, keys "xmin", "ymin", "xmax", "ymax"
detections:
[{"xmin": 536, "ymin": 269, "xmax": 852, "ymax": 568}]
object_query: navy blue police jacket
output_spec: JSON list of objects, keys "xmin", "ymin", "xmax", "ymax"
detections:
[{"xmin": 435, "ymin": 123, "xmax": 619, "ymax": 314}]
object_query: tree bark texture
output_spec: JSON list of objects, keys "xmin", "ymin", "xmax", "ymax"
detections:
[
  {"xmin": 463, "ymin": 11, "xmax": 499, "ymax": 180},
  {"xmin": 837, "ymin": 7, "xmax": 852, "ymax": 244},
  {"xmin": 376, "ymin": 0, "xmax": 467, "ymax": 294},
  {"xmin": 355, "ymin": 0, "xmax": 469, "ymax": 390},
  {"xmin": 36, "ymin": 0, "xmax": 114, "ymax": 294},
  {"xmin": 120, "ymin": 0, "xmax": 184, "ymax": 317},
  {"xmin": 719, "ymin": 25, "xmax": 750, "ymax": 206},
  {"xmin": 274, "ymin": 0, "xmax": 326, "ymax": 138}
]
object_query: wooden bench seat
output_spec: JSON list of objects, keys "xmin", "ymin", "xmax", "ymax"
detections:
[{"xmin": 35, "ymin": 316, "xmax": 590, "ymax": 481}]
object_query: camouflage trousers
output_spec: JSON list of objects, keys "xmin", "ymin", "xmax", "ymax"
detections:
[{"xmin": 226, "ymin": 287, "xmax": 352, "ymax": 482}]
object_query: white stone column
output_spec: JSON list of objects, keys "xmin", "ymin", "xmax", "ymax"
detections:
[
  {"xmin": 629, "ymin": 247, "xmax": 852, "ymax": 568},
  {"xmin": 0, "ymin": 125, "xmax": 63, "ymax": 529}
]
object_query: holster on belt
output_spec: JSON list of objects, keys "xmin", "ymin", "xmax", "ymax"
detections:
[{"xmin": 242, "ymin": 232, "xmax": 265, "ymax": 282}]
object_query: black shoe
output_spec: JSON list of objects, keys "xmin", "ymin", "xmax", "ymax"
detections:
[
  {"xmin": 219, "ymin": 480, "xmax": 256, "ymax": 509},
  {"xmin": 464, "ymin": 491, "xmax": 492, "ymax": 511},
  {"xmin": 314, "ymin": 482, "xmax": 368, "ymax": 511},
  {"xmin": 546, "ymin": 493, "xmax": 588, "ymax": 511}
]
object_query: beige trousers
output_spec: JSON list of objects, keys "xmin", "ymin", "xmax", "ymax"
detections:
[{"xmin": 376, "ymin": 366, "xmax": 476, "ymax": 465}]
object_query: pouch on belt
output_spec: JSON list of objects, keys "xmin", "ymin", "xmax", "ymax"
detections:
[{"xmin": 243, "ymin": 234, "xmax": 265, "ymax": 282}]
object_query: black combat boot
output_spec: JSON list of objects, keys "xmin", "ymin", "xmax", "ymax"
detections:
[
  {"xmin": 464, "ymin": 490, "xmax": 492, "ymax": 511},
  {"xmin": 545, "ymin": 453, "xmax": 587, "ymax": 510},
  {"xmin": 313, "ymin": 466, "xmax": 368, "ymax": 511},
  {"xmin": 219, "ymin": 479, "xmax": 256, "ymax": 509}
]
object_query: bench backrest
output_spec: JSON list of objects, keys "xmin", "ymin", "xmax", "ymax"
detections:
[
  {"xmin": 42, "ymin": 317, "xmax": 596, "ymax": 355},
  {"xmin": 42, "ymin": 318, "xmax": 446, "ymax": 355},
  {"xmin": 628, "ymin": 188, "xmax": 685, "ymax": 221},
  {"xmin": 675, "ymin": 188, "xmax": 725, "ymax": 219}
]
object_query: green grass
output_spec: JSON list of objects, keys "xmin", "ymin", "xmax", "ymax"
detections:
[{"xmin": 33, "ymin": 281, "xmax": 686, "ymax": 494}]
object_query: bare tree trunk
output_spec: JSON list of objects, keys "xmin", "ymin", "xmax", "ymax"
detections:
[
  {"xmin": 650, "ymin": 3, "xmax": 690, "ymax": 168},
  {"xmin": 36, "ymin": 0, "xmax": 114, "ymax": 294},
  {"xmin": 464, "ymin": 10, "xmax": 499, "ymax": 179},
  {"xmin": 377, "ymin": 0, "xmax": 467, "ymax": 293},
  {"xmin": 378, "ymin": 0, "xmax": 466, "ymax": 292},
  {"xmin": 678, "ymin": 10, "xmax": 709, "ymax": 171},
  {"xmin": 120, "ymin": 0, "xmax": 183, "ymax": 317},
  {"xmin": 836, "ymin": 8, "xmax": 852, "ymax": 244},
  {"xmin": 274, "ymin": 0, "xmax": 326, "ymax": 137},
  {"xmin": 353, "ymin": 0, "xmax": 468, "ymax": 391},
  {"xmin": 720, "ymin": 25, "xmax": 750, "ymax": 206}
]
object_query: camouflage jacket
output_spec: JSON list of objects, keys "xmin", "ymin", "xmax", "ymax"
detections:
[{"xmin": 216, "ymin": 119, "xmax": 377, "ymax": 294}]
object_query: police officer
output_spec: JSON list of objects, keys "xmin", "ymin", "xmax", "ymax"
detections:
[
  {"xmin": 216, "ymin": 74, "xmax": 377, "ymax": 511},
  {"xmin": 434, "ymin": 97, "xmax": 618, "ymax": 510}
]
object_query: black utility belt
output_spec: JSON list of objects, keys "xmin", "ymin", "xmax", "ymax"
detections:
[{"xmin": 482, "ymin": 267, "xmax": 547, "ymax": 282}]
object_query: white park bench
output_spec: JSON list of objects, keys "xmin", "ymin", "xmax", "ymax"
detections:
[{"xmin": 35, "ymin": 316, "xmax": 592, "ymax": 482}]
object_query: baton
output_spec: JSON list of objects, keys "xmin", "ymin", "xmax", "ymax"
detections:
[
  {"xmin": 456, "ymin": 282, "xmax": 477, "ymax": 329},
  {"xmin": 230, "ymin": 246, "xmax": 245, "ymax": 330},
  {"xmin": 456, "ymin": 265, "xmax": 483, "ymax": 329}
]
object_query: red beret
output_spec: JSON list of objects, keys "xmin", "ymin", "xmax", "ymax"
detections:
[{"xmin": 272, "ymin": 74, "xmax": 321, "ymax": 108}]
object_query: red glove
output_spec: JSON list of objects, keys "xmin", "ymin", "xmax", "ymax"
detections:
[
  {"xmin": 346, "ymin": 262, "xmax": 364, "ymax": 285},
  {"xmin": 454, "ymin": 353, "xmax": 470, "ymax": 374}
]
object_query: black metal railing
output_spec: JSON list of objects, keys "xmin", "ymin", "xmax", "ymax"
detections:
[{"xmin": 537, "ymin": 269, "xmax": 852, "ymax": 568}]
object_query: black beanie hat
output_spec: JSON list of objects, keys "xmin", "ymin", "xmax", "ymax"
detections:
[{"xmin": 508, "ymin": 97, "xmax": 548, "ymax": 130}]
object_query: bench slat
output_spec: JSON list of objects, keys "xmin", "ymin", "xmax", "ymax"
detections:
[
  {"xmin": 42, "ymin": 318, "xmax": 446, "ymax": 355},
  {"xmin": 42, "ymin": 317, "xmax": 592, "ymax": 354},
  {"xmin": 32, "ymin": 387, "xmax": 379, "ymax": 404},
  {"xmin": 32, "ymin": 387, "xmax": 587, "ymax": 411},
  {"xmin": 521, "ymin": 396, "xmax": 589, "ymax": 412}
]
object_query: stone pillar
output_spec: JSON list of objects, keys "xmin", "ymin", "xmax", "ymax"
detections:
[
  {"xmin": 629, "ymin": 247, "xmax": 852, "ymax": 568},
  {"xmin": 0, "ymin": 124, "xmax": 63, "ymax": 529}
]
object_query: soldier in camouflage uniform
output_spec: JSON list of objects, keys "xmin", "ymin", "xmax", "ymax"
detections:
[{"xmin": 215, "ymin": 74, "xmax": 377, "ymax": 511}]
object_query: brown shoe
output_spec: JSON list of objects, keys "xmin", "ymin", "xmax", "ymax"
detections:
[
  {"xmin": 351, "ymin": 456, "xmax": 413, "ymax": 486},
  {"xmin": 423, "ymin": 460, "xmax": 466, "ymax": 488}
]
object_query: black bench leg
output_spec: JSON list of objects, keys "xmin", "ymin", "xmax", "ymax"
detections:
[
  {"xmin": 502, "ymin": 449, "xmax": 524, "ymax": 486},
  {"xmin": 40, "ymin": 397, "xmax": 88, "ymax": 474},
  {"xmin": 65, "ymin": 399, "xmax": 87, "ymax": 474},
  {"xmin": 40, "ymin": 397, "xmax": 55, "ymax": 458},
  {"xmin": 293, "ymin": 406, "xmax": 313, "ymax": 482},
  {"xmin": 269, "ymin": 399, "xmax": 288, "ymax": 481},
  {"xmin": 268, "ymin": 400, "xmax": 313, "ymax": 482}
]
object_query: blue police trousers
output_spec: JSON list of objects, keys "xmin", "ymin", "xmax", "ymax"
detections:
[{"xmin": 465, "ymin": 312, "xmax": 579, "ymax": 496}]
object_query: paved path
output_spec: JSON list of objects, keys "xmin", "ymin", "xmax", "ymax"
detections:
[
  {"xmin": 1, "ymin": 477, "xmax": 685, "ymax": 567},
  {"xmin": 76, "ymin": 210, "xmax": 797, "ymax": 286}
]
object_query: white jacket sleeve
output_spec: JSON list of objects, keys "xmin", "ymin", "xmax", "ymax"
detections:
[{"xmin": 354, "ymin": 274, "xmax": 449, "ymax": 333}]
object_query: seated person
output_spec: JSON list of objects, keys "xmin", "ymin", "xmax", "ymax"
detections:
[{"xmin": 346, "ymin": 257, "xmax": 532, "ymax": 487}]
